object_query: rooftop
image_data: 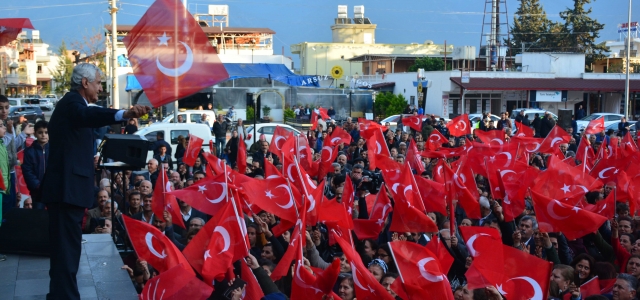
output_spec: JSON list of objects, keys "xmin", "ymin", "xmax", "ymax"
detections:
[
  {"xmin": 105, "ymin": 25, "xmax": 275, "ymax": 35},
  {"xmin": 450, "ymin": 77, "xmax": 640, "ymax": 92}
]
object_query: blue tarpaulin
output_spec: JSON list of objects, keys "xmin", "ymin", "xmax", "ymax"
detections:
[{"xmin": 125, "ymin": 63, "xmax": 319, "ymax": 91}]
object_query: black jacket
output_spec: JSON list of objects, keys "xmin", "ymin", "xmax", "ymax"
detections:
[
  {"xmin": 22, "ymin": 142, "xmax": 49, "ymax": 202},
  {"xmin": 41, "ymin": 91, "xmax": 121, "ymax": 207},
  {"xmin": 212, "ymin": 120, "xmax": 228, "ymax": 138}
]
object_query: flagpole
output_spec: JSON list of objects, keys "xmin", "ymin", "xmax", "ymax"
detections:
[
  {"xmin": 387, "ymin": 242, "xmax": 406, "ymax": 284},
  {"xmin": 614, "ymin": 186, "xmax": 618, "ymax": 219}
]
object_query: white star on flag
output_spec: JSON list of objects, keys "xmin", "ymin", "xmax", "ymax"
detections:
[
  {"xmin": 157, "ymin": 32, "xmax": 170, "ymax": 46},
  {"xmin": 0, "ymin": 26, "xmax": 6, "ymax": 33},
  {"xmin": 560, "ymin": 184, "xmax": 571, "ymax": 194},
  {"xmin": 197, "ymin": 185, "xmax": 207, "ymax": 193},
  {"xmin": 265, "ymin": 190, "xmax": 274, "ymax": 199}
]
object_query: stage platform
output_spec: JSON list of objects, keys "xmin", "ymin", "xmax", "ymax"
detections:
[{"xmin": 0, "ymin": 234, "xmax": 138, "ymax": 300}]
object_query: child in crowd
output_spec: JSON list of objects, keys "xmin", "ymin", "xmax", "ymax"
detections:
[{"xmin": 22, "ymin": 120, "xmax": 49, "ymax": 204}]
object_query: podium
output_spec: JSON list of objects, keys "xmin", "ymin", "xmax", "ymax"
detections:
[{"xmin": 98, "ymin": 134, "xmax": 149, "ymax": 245}]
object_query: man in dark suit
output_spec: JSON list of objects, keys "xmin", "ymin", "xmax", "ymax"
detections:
[{"xmin": 40, "ymin": 63, "xmax": 150, "ymax": 300}]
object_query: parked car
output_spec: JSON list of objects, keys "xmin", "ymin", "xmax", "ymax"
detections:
[
  {"xmin": 7, "ymin": 98, "xmax": 39, "ymax": 107},
  {"xmin": 468, "ymin": 113, "xmax": 500, "ymax": 130},
  {"xmin": 510, "ymin": 108, "xmax": 558, "ymax": 134},
  {"xmin": 605, "ymin": 121, "xmax": 637, "ymax": 135},
  {"xmin": 38, "ymin": 99, "xmax": 54, "ymax": 111},
  {"xmin": 380, "ymin": 114, "xmax": 451, "ymax": 132},
  {"xmin": 161, "ymin": 110, "xmax": 217, "ymax": 126},
  {"xmin": 134, "ymin": 123, "xmax": 213, "ymax": 163},
  {"xmin": 44, "ymin": 94, "xmax": 59, "ymax": 105},
  {"xmin": 245, "ymin": 123, "xmax": 301, "ymax": 149},
  {"xmin": 575, "ymin": 113, "xmax": 624, "ymax": 133},
  {"xmin": 9, "ymin": 105, "xmax": 46, "ymax": 124}
]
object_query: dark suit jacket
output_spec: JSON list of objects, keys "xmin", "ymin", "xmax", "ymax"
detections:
[{"xmin": 41, "ymin": 91, "xmax": 120, "ymax": 208}]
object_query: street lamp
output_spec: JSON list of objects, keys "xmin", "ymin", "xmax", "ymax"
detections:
[
  {"xmin": 372, "ymin": 91, "xmax": 377, "ymax": 121},
  {"xmin": 312, "ymin": 47, "xmax": 317, "ymax": 75},
  {"xmin": 253, "ymin": 93, "xmax": 257, "ymax": 145},
  {"xmin": 624, "ymin": 0, "xmax": 633, "ymax": 119}
]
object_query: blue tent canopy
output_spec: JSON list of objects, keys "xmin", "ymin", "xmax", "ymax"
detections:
[{"xmin": 125, "ymin": 63, "xmax": 320, "ymax": 91}]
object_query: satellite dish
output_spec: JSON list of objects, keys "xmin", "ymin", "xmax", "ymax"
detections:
[{"xmin": 331, "ymin": 65, "xmax": 344, "ymax": 79}]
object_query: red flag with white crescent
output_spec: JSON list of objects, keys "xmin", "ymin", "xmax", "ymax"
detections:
[
  {"xmin": 183, "ymin": 134, "xmax": 203, "ymax": 166},
  {"xmin": 122, "ymin": 0, "xmax": 228, "ymax": 107}
]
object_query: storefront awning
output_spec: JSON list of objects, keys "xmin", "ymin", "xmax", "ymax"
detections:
[
  {"xmin": 450, "ymin": 77, "xmax": 640, "ymax": 92},
  {"xmin": 126, "ymin": 63, "xmax": 319, "ymax": 91}
]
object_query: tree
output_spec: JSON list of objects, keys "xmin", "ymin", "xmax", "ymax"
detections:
[
  {"xmin": 510, "ymin": 0, "xmax": 553, "ymax": 53},
  {"xmin": 408, "ymin": 57, "xmax": 444, "ymax": 72},
  {"xmin": 51, "ymin": 41, "xmax": 73, "ymax": 94},
  {"xmin": 71, "ymin": 27, "xmax": 106, "ymax": 73},
  {"xmin": 374, "ymin": 92, "xmax": 407, "ymax": 118},
  {"xmin": 559, "ymin": 0, "xmax": 607, "ymax": 71}
]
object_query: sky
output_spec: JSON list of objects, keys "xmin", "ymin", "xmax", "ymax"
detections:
[{"xmin": 2, "ymin": 0, "xmax": 639, "ymax": 63}]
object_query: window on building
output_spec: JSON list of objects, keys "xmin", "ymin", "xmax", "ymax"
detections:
[
  {"xmin": 37, "ymin": 64, "xmax": 42, "ymax": 74},
  {"xmin": 376, "ymin": 61, "xmax": 386, "ymax": 74}
]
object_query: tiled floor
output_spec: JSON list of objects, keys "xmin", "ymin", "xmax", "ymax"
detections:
[{"xmin": 0, "ymin": 234, "xmax": 138, "ymax": 300}]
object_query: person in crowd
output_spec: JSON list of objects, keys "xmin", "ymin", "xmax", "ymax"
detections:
[
  {"xmin": 571, "ymin": 253, "xmax": 596, "ymax": 286},
  {"xmin": 125, "ymin": 190, "xmax": 142, "ymax": 217},
  {"xmin": 123, "ymin": 118, "xmax": 138, "ymax": 134},
  {"xmin": 174, "ymin": 135, "xmax": 187, "ymax": 164},
  {"xmin": 212, "ymin": 114, "xmax": 228, "ymax": 157},
  {"xmin": 22, "ymin": 120, "xmax": 49, "ymax": 204},
  {"xmin": 39, "ymin": 63, "xmax": 150, "ymax": 299},
  {"xmin": 619, "ymin": 117, "xmax": 631, "ymax": 137},
  {"xmin": 613, "ymin": 273, "xmax": 638, "ymax": 300},
  {"xmin": 151, "ymin": 131, "xmax": 171, "ymax": 157},
  {"xmin": 153, "ymin": 144, "xmax": 173, "ymax": 171}
]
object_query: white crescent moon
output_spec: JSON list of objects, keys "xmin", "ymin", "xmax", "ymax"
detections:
[
  {"xmin": 188, "ymin": 146, "xmax": 200, "ymax": 160},
  {"xmin": 454, "ymin": 173, "xmax": 467, "ymax": 189},
  {"xmin": 331, "ymin": 137, "xmax": 341, "ymax": 145},
  {"xmin": 274, "ymin": 136, "xmax": 285, "ymax": 150},
  {"xmin": 417, "ymin": 257, "xmax": 445, "ymax": 282},
  {"xmin": 322, "ymin": 146, "xmax": 334, "ymax": 162},
  {"xmin": 607, "ymin": 146, "xmax": 613, "ymax": 158},
  {"xmin": 378, "ymin": 203, "xmax": 392, "ymax": 220},
  {"xmin": 573, "ymin": 185, "xmax": 589, "ymax": 193},
  {"xmin": 275, "ymin": 184, "xmax": 294, "ymax": 209},
  {"xmin": 206, "ymin": 182, "xmax": 227, "ymax": 204},
  {"xmin": 156, "ymin": 41, "xmax": 194, "ymax": 77},
  {"xmin": 490, "ymin": 138, "xmax": 504, "ymax": 146},
  {"xmin": 436, "ymin": 165, "xmax": 443, "ymax": 177},
  {"xmin": 457, "ymin": 120, "xmax": 467, "ymax": 131},
  {"xmin": 413, "ymin": 118, "xmax": 421, "ymax": 126},
  {"xmin": 550, "ymin": 137, "xmax": 564, "ymax": 147},
  {"xmin": 204, "ymin": 249, "xmax": 212, "ymax": 260},
  {"xmin": 547, "ymin": 200, "xmax": 569, "ymax": 220},
  {"xmin": 307, "ymin": 194, "xmax": 316, "ymax": 213},
  {"xmin": 295, "ymin": 259, "xmax": 323, "ymax": 294},
  {"xmin": 351, "ymin": 263, "xmax": 373, "ymax": 292},
  {"xmin": 266, "ymin": 175, "xmax": 280, "ymax": 179},
  {"xmin": 403, "ymin": 185, "xmax": 414, "ymax": 200},
  {"xmin": 430, "ymin": 134, "xmax": 441, "ymax": 142},
  {"xmin": 286, "ymin": 164, "xmax": 297, "ymax": 183},
  {"xmin": 466, "ymin": 233, "xmax": 491, "ymax": 256},
  {"xmin": 500, "ymin": 169, "xmax": 516, "ymax": 178},
  {"xmin": 391, "ymin": 183, "xmax": 400, "ymax": 194},
  {"xmin": 598, "ymin": 167, "xmax": 615, "ymax": 179},
  {"xmin": 376, "ymin": 141, "xmax": 382, "ymax": 154},
  {"xmin": 305, "ymin": 174, "xmax": 317, "ymax": 189},
  {"xmin": 497, "ymin": 152, "xmax": 513, "ymax": 168},
  {"xmin": 508, "ymin": 277, "xmax": 544, "ymax": 300},
  {"xmin": 526, "ymin": 142, "xmax": 541, "ymax": 153},
  {"xmin": 145, "ymin": 232, "xmax": 167, "ymax": 258},
  {"xmin": 214, "ymin": 226, "xmax": 231, "ymax": 254}
]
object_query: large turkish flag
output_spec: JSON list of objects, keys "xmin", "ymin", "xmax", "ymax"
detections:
[{"xmin": 123, "ymin": 0, "xmax": 228, "ymax": 107}]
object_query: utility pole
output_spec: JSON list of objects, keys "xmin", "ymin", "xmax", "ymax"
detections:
[
  {"xmin": 624, "ymin": 0, "xmax": 633, "ymax": 119},
  {"xmin": 110, "ymin": 0, "xmax": 119, "ymax": 109}
]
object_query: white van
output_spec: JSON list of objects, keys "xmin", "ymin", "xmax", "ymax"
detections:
[
  {"xmin": 161, "ymin": 110, "xmax": 216, "ymax": 126},
  {"xmin": 134, "ymin": 123, "xmax": 214, "ymax": 163}
]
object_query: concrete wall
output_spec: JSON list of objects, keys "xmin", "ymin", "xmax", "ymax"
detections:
[{"xmin": 522, "ymin": 53, "xmax": 586, "ymax": 77}]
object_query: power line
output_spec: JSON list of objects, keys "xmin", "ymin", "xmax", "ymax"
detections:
[
  {"xmin": 0, "ymin": 2, "xmax": 106, "ymax": 11},
  {"xmin": 31, "ymin": 13, "xmax": 95, "ymax": 22}
]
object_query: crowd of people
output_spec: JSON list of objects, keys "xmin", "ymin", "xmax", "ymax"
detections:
[{"xmin": 7, "ymin": 93, "xmax": 640, "ymax": 300}]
